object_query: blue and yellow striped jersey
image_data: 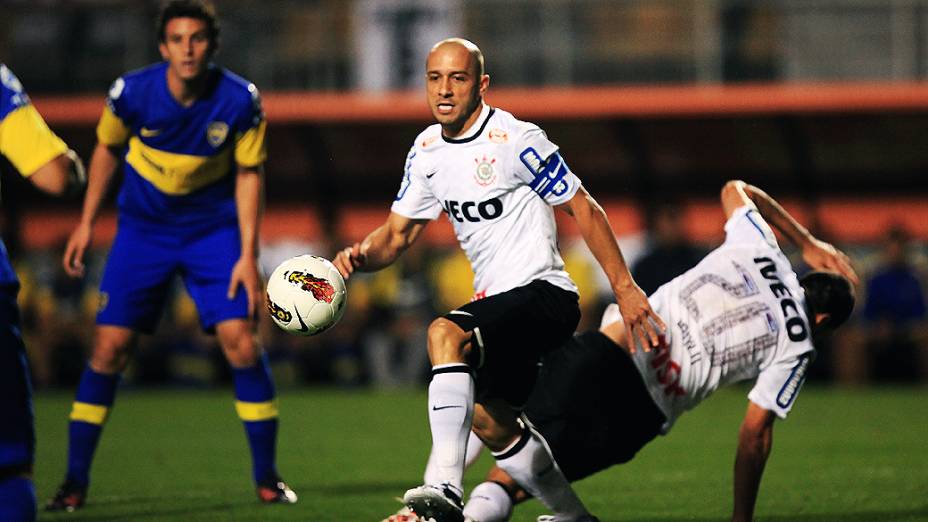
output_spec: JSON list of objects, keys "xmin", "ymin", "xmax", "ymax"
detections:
[
  {"xmin": 0, "ymin": 63, "xmax": 69, "ymax": 287},
  {"xmin": 98, "ymin": 62, "xmax": 266, "ymax": 228}
]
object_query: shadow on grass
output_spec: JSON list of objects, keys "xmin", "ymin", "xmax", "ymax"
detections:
[
  {"xmin": 40, "ymin": 498, "xmax": 246, "ymax": 521},
  {"xmin": 760, "ymin": 505, "xmax": 928, "ymax": 522},
  {"xmin": 39, "ymin": 482, "xmax": 413, "ymax": 521},
  {"xmin": 612, "ymin": 505, "xmax": 928, "ymax": 522},
  {"xmin": 303, "ymin": 480, "xmax": 411, "ymax": 496}
]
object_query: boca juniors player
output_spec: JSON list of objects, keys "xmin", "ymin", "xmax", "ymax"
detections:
[
  {"xmin": 0, "ymin": 62, "xmax": 85, "ymax": 522},
  {"xmin": 47, "ymin": 0, "xmax": 295, "ymax": 511}
]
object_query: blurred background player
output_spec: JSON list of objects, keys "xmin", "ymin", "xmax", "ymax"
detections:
[
  {"xmin": 631, "ymin": 200, "xmax": 707, "ymax": 295},
  {"xmin": 831, "ymin": 226, "xmax": 928, "ymax": 384},
  {"xmin": 432, "ymin": 180, "xmax": 858, "ymax": 522},
  {"xmin": 46, "ymin": 0, "xmax": 296, "ymax": 511},
  {"xmin": 0, "ymin": 63, "xmax": 85, "ymax": 522},
  {"xmin": 334, "ymin": 38, "xmax": 663, "ymax": 522}
]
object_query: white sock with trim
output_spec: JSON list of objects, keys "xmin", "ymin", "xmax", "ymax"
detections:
[
  {"xmin": 463, "ymin": 481, "xmax": 513, "ymax": 522},
  {"xmin": 492, "ymin": 425, "xmax": 589, "ymax": 520},
  {"xmin": 426, "ymin": 363, "xmax": 475, "ymax": 494},
  {"xmin": 425, "ymin": 430, "xmax": 484, "ymax": 485}
]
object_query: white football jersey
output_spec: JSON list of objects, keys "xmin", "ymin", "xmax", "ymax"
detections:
[
  {"xmin": 392, "ymin": 104, "xmax": 580, "ymax": 298},
  {"xmin": 616, "ymin": 206, "xmax": 815, "ymax": 433}
]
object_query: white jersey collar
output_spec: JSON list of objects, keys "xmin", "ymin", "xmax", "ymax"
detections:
[{"xmin": 442, "ymin": 103, "xmax": 493, "ymax": 144}]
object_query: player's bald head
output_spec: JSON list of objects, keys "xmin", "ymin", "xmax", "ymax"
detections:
[{"xmin": 428, "ymin": 38, "xmax": 485, "ymax": 78}]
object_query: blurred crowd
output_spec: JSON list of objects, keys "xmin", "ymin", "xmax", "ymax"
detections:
[{"xmin": 15, "ymin": 214, "xmax": 928, "ymax": 391}]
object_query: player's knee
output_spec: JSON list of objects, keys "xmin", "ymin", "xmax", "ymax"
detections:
[
  {"xmin": 472, "ymin": 407, "xmax": 522, "ymax": 452},
  {"xmin": 219, "ymin": 331, "xmax": 259, "ymax": 368},
  {"xmin": 473, "ymin": 423, "xmax": 520, "ymax": 452},
  {"xmin": 90, "ymin": 334, "xmax": 131, "ymax": 373},
  {"xmin": 484, "ymin": 466, "xmax": 527, "ymax": 503},
  {"xmin": 427, "ymin": 318, "xmax": 469, "ymax": 365}
]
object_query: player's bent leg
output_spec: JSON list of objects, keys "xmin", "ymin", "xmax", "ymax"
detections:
[
  {"xmin": 215, "ymin": 319, "xmax": 295, "ymax": 504},
  {"xmin": 48, "ymin": 326, "xmax": 134, "ymax": 512},
  {"xmin": 404, "ymin": 318, "xmax": 474, "ymax": 521},
  {"xmin": 88, "ymin": 325, "xmax": 137, "ymax": 374},
  {"xmin": 472, "ymin": 400, "xmax": 522, "ymax": 452},
  {"xmin": 484, "ymin": 406, "xmax": 591, "ymax": 522},
  {"xmin": 216, "ymin": 318, "xmax": 260, "ymax": 368},
  {"xmin": 427, "ymin": 317, "xmax": 471, "ymax": 365}
]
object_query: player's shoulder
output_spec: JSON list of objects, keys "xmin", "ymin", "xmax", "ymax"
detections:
[
  {"xmin": 108, "ymin": 62, "xmax": 166, "ymax": 105},
  {"xmin": 411, "ymin": 123, "xmax": 443, "ymax": 153},
  {"xmin": 119, "ymin": 62, "xmax": 166, "ymax": 89},
  {"xmin": 0, "ymin": 63, "xmax": 30, "ymax": 118},
  {"xmin": 0, "ymin": 63, "xmax": 24, "ymax": 95},
  {"xmin": 722, "ymin": 206, "xmax": 780, "ymax": 251},
  {"xmin": 494, "ymin": 107, "xmax": 545, "ymax": 139},
  {"xmin": 214, "ymin": 65, "xmax": 261, "ymax": 103}
]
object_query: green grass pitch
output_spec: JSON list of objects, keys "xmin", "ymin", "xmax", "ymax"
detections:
[{"xmin": 33, "ymin": 386, "xmax": 927, "ymax": 521}]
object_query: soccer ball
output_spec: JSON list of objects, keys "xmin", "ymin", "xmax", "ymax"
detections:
[{"xmin": 265, "ymin": 255, "xmax": 347, "ymax": 336}]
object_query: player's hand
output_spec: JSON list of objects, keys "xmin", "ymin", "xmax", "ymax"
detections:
[
  {"xmin": 615, "ymin": 282, "xmax": 666, "ymax": 353},
  {"xmin": 227, "ymin": 255, "xmax": 262, "ymax": 319},
  {"xmin": 333, "ymin": 243, "xmax": 366, "ymax": 280},
  {"xmin": 802, "ymin": 238, "xmax": 860, "ymax": 286},
  {"xmin": 62, "ymin": 221, "xmax": 93, "ymax": 278}
]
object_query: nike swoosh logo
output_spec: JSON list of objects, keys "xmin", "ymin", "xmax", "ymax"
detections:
[
  {"xmin": 426, "ymin": 171, "xmax": 437, "ymax": 179},
  {"xmin": 431, "ymin": 405, "xmax": 462, "ymax": 411},
  {"xmin": 448, "ymin": 310, "xmax": 473, "ymax": 316},
  {"xmin": 140, "ymin": 127, "xmax": 162, "ymax": 137},
  {"xmin": 294, "ymin": 305, "xmax": 309, "ymax": 332}
]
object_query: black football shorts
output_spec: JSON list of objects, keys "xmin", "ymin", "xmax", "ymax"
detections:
[
  {"xmin": 443, "ymin": 279, "xmax": 580, "ymax": 408},
  {"xmin": 524, "ymin": 330, "xmax": 667, "ymax": 481}
]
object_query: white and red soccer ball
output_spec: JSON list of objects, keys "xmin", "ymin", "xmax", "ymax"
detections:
[{"xmin": 265, "ymin": 255, "xmax": 346, "ymax": 336}]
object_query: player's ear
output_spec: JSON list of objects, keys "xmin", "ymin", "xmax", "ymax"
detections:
[
  {"xmin": 479, "ymin": 74, "xmax": 490, "ymax": 96},
  {"xmin": 158, "ymin": 41, "xmax": 170, "ymax": 61}
]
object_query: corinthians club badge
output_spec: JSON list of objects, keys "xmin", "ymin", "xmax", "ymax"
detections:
[{"xmin": 474, "ymin": 155, "xmax": 497, "ymax": 186}]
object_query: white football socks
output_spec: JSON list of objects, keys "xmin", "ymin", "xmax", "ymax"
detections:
[
  {"xmin": 492, "ymin": 425, "xmax": 589, "ymax": 520},
  {"xmin": 426, "ymin": 364, "xmax": 475, "ymax": 494},
  {"xmin": 463, "ymin": 481, "xmax": 513, "ymax": 522},
  {"xmin": 425, "ymin": 429, "xmax": 485, "ymax": 485}
]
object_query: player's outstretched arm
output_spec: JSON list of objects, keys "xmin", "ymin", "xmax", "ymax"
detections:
[
  {"xmin": 721, "ymin": 180, "xmax": 859, "ymax": 285},
  {"xmin": 227, "ymin": 165, "xmax": 264, "ymax": 319},
  {"xmin": 333, "ymin": 211, "xmax": 429, "ymax": 279},
  {"xmin": 62, "ymin": 143, "xmax": 121, "ymax": 278},
  {"xmin": 732, "ymin": 402, "xmax": 776, "ymax": 522},
  {"xmin": 559, "ymin": 186, "xmax": 665, "ymax": 351}
]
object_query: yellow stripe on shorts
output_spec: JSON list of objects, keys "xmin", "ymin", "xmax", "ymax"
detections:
[
  {"xmin": 69, "ymin": 402, "xmax": 110, "ymax": 425},
  {"xmin": 235, "ymin": 399, "xmax": 279, "ymax": 421}
]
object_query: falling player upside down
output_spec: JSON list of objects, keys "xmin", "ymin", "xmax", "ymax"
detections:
[{"xmin": 387, "ymin": 179, "xmax": 858, "ymax": 522}]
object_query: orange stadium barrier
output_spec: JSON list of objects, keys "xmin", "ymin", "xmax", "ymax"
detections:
[
  {"xmin": 32, "ymin": 82, "xmax": 928, "ymax": 124},
  {"xmin": 20, "ymin": 197, "xmax": 928, "ymax": 251},
  {"xmin": 24, "ymin": 83, "xmax": 928, "ymax": 248}
]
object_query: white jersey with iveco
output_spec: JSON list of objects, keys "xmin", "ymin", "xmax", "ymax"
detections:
[
  {"xmin": 606, "ymin": 207, "xmax": 816, "ymax": 433},
  {"xmin": 392, "ymin": 104, "xmax": 580, "ymax": 298}
]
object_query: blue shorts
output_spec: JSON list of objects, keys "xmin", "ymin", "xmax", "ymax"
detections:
[
  {"xmin": 0, "ymin": 287, "xmax": 34, "ymax": 472},
  {"xmin": 97, "ymin": 219, "xmax": 248, "ymax": 333}
]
